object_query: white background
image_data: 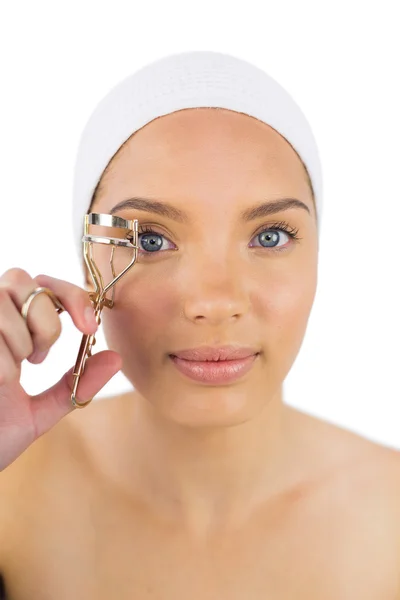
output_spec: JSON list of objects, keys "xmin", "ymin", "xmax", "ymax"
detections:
[{"xmin": 0, "ymin": 1, "xmax": 398, "ymax": 449}]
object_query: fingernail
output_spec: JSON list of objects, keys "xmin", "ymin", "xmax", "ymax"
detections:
[
  {"xmin": 85, "ymin": 306, "xmax": 98, "ymax": 328},
  {"xmin": 30, "ymin": 350, "xmax": 48, "ymax": 364}
]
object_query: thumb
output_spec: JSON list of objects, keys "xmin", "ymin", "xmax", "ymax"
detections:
[{"xmin": 30, "ymin": 350, "xmax": 123, "ymax": 437}]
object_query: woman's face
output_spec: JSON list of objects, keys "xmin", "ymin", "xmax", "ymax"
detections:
[{"xmin": 88, "ymin": 107, "xmax": 318, "ymax": 427}]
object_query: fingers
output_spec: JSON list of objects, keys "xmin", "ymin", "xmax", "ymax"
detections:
[
  {"xmin": 0, "ymin": 269, "xmax": 64, "ymax": 358},
  {"xmin": 33, "ymin": 273, "xmax": 99, "ymax": 334},
  {"xmin": 0, "ymin": 268, "xmax": 98, "ymax": 362},
  {"xmin": 29, "ymin": 350, "xmax": 123, "ymax": 437},
  {"xmin": 0, "ymin": 290, "xmax": 35, "ymax": 370}
]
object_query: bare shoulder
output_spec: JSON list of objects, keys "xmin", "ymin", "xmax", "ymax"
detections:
[
  {"xmin": 287, "ymin": 404, "xmax": 400, "ymax": 468},
  {"xmin": 288, "ymin": 406, "xmax": 400, "ymax": 550},
  {"xmin": 0, "ymin": 391, "xmax": 131, "ymax": 531},
  {"xmin": 0, "ymin": 391, "xmax": 130, "ymax": 582},
  {"xmin": 294, "ymin": 405, "xmax": 400, "ymax": 492}
]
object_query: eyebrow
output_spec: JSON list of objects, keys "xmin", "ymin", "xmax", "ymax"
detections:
[{"xmin": 109, "ymin": 196, "xmax": 311, "ymax": 223}]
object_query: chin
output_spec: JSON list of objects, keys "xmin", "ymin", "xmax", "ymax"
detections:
[{"xmin": 140, "ymin": 384, "xmax": 264, "ymax": 430}]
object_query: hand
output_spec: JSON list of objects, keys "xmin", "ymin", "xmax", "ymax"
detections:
[{"xmin": 0, "ymin": 269, "xmax": 122, "ymax": 471}]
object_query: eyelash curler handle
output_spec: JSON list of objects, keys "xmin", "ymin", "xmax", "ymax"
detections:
[{"xmin": 70, "ymin": 294, "xmax": 102, "ymax": 408}]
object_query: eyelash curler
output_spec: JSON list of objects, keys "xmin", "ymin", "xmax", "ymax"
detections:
[{"xmin": 70, "ymin": 213, "xmax": 139, "ymax": 408}]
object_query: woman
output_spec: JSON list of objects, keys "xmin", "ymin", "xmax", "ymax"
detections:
[{"xmin": 0, "ymin": 51, "xmax": 399, "ymax": 599}]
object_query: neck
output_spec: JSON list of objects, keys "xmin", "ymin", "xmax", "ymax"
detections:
[{"xmin": 104, "ymin": 390, "xmax": 300, "ymax": 538}]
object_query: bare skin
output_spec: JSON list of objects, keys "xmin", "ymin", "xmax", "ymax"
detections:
[
  {"xmin": 0, "ymin": 107, "xmax": 399, "ymax": 598},
  {"xmin": 0, "ymin": 391, "xmax": 399, "ymax": 599}
]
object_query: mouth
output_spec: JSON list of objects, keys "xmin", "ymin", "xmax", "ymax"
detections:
[
  {"xmin": 169, "ymin": 345, "xmax": 260, "ymax": 362},
  {"xmin": 169, "ymin": 352, "xmax": 260, "ymax": 385}
]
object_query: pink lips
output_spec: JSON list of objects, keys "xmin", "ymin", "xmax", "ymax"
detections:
[{"xmin": 169, "ymin": 353, "xmax": 259, "ymax": 384}]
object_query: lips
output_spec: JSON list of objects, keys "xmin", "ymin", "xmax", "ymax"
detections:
[
  {"xmin": 170, "ymin": 345, "xmax": 259, "ymax": 362},
  {"xmin": 170, "ymin": 353, "xmax": 259, "ymax": 384}
]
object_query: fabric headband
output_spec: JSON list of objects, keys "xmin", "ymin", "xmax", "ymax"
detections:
[{"xmin": 71, "ymin": 50, "xmax": 323, "ymax": 264}]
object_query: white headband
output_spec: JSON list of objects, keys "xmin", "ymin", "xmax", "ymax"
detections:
[{"xmin": 72, "ymin": 50, "xmax": 323, "ymax": 263}]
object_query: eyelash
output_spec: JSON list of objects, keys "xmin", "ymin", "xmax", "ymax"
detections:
[{"xmin": 136, "ymin": 220, "xmax": 302, "ymax": 256}]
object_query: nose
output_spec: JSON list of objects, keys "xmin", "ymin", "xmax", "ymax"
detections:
[{"xmin": 182, "ymin": 260, "xmax": 251, "ymax": 325}]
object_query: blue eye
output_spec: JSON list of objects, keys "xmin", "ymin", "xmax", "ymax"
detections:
[
  {"xmin": 250, "ymin": 221, "xmax": 301, "ymax": 252},
  {"xmin": 250, "ymin": 229, "xmax": 289, "ymax": 250},
  {"xmin": 139, "ymin": 232, "xmax": 163, "ymax": 252},
  {"xmin": 137, "ymin": 220, "xmax": 301, "ymax": 257},
  {"xmin": 138, "ymin": 226, "xmax": 174, "ymax": 254}
]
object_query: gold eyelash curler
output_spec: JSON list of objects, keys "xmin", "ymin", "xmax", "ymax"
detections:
[{"xmin": 70, "ymin": 213, "xmax": 139, "ymax": 409}]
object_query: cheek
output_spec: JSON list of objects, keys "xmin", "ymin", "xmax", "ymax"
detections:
[
  {"xmin": 122, "ymin": 269, "xmax": 178, "ymax": 320},
  {"xmin": 101, "ymin": 271, "xmax": 178, "ymax": 352},
  {"xmin": 255, "ymin": 266, "xmax": 317, "ymax": 344},
  {"xmin": 250, "ymin": 267, "xmax": 317, "ymax": 383}
]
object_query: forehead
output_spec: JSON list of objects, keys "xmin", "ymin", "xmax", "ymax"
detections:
[
  {"xmin": 135, "ymin": 107, "xmax": 285, "ymax": 144},
  {"xmin": 113, "ymin": 107, "xmax": 300, "ymax": 166},
  {"xmin": 97, "ymin": 108, "xmax": 312, "ymax": 204}
]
